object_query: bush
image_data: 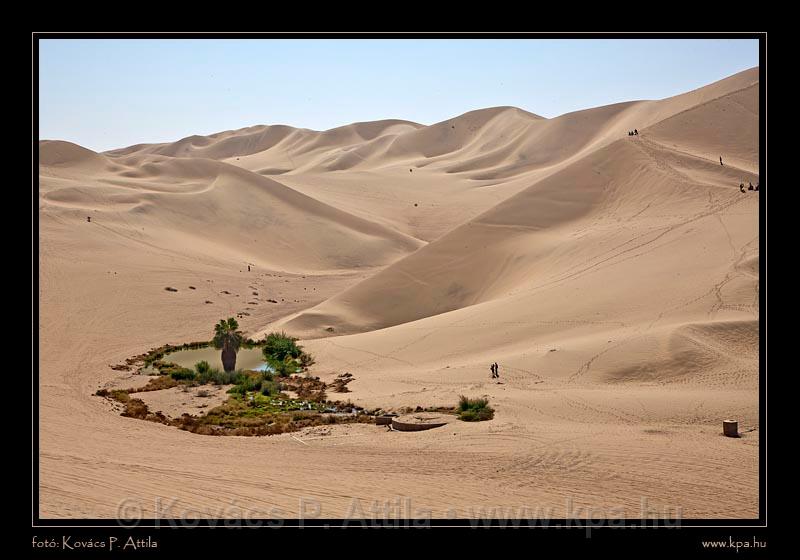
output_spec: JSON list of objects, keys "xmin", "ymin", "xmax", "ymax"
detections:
[
  {"xmin": 157, "ymin": 361, "xmax": 195, "ymax": 379},
  {"xmin": 238, "ymin": 372, "xmax": 263, "ymax": 393},
  {"xmin": 299, "ymin": 352, "xmax": 316, "ymax": 369},
  {"xmin": 262, "ymin": 331, "xmax": 302, "ymax": 362},
  {"xmin": 261, "ymin": 379, "xmax": 281, "ymax": 396},
  {"xmin": 213, "ymin": 369, "xmax": 243, "ymax": 385},
  {"xmin": 121, "ymin": 398, "xmax": 150, "ymax": 419},
  {"xmin": 139, "ymin": 376, "xmax": 179, "ymax": 391},
  {"xmin": 194, "ymin": 366, "xmax": 216, "ymax": 384},
  {"xmin": 170, "ymin": 368, "xmax": 196, "ymax": 381},
  {"xmin": 267, "ymin": 355, "xmax": 300, "ymax": 377},
  {"xmin": 456, "ymin": 395, "xmax": 494, "ymax": 422}
]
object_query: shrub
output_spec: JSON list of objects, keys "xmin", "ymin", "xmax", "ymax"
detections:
[
  {"xmin": 195, "ymin": 364, "xmax": 220, "ymax": 384},
  {"xmin": 299, "ymin": 352, "xmax": 316, "ymax": 369},
  {"xmin": 121, "ymin": 398, "xmax": 150, "ymax": 419},
  {"xmin": 157, "ymin": 362, "xmax": 193, "ymax": 378},
  {"xmin": 267, "ymin": 355, "xmax": 299, "ymax": 377},
  {"xmin": 238, "ymin": 372, "xmax": 263, "ymax": 393},
  {"xmin": 262, "ymin": 331, "xmax": 302, "ymax": 361},
  {"xmin": 456, "ymin": 395, "xmax": 494, "ymax": 422},
  {"xmin": 216, "ymin": 369, "xmax": 243, "ymax": 385},
  {"xmin": 261, "ymin": 379, "xmax": 281, "ymax": 396},
  {"xmin": 110, "ymin": 389, "xmax": 131, "ymax": 403},
  {"xmin": 170, "ymin": 368, "xmax": 196, "ymax": 381},
  {"xmin": 139, "ymin": 376, "xmax": 179, "ymax": 392}
]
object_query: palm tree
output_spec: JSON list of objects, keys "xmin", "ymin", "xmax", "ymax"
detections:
[{"xmin": 213, "ymin": 318, "xmax": 243, "ymax": 372}]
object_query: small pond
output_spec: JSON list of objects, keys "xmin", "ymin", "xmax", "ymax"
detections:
[{"xmin": 164, "ymin": 346, "xmax": 274, "ymax": 372}]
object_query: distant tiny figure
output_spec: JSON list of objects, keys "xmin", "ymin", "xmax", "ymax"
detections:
[
  {"xmin": 720, "ymin": 156, "xmax": 723, "ymax": 166},
  {"xmin": 748, "ymin": 182, "xmax": 754, "ymax": 191},
  {"xmin": 247, "ymin": 265, "xmax": 251, "ymax": 272},
  {"xmin": 627, "ymin": 131, "xmax": 632, "ymax": 136},
  {"xmin": 493, "ymin": 362, "xmax": 500, "ymax": 380},
  {"xmin": 87, "ymin": 216, "xmax": 91, "ymax": 222},
  {"xmin": 634, "ymin": 129, "xmax": 638, "ymax": 135},
  {"xmin": 740, "ymin": 183, "xmax": 745, "ymax": 193}
]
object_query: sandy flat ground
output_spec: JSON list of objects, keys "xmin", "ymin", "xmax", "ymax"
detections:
[
  {"xmin": 135, "ymin": 384, "xmax": 233, "ymax": 419},
  {"xmin": 38, "ymin": 67, "xmax": 760, "ymax": 519}
]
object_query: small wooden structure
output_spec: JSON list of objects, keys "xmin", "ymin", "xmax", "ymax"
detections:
[
  {"xmin": 375, "ymin": 414, "xmax": 396, "ymax": 426},
  {"xmin": 723, "ymin": 419, "xmax": 739, "ymax": 438},
  {"xmin": 391, "ymin": 413, "xmax": 449, "ymax": 432}
]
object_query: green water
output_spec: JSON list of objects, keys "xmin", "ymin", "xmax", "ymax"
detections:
[{"xmin": 165, "ymin": 346, "xmax": 270, "ymax": 372}]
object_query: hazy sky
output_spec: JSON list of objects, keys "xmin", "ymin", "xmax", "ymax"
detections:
[{"xmin": 38, "ymin": 38, "xmax": 759, "ymax": 152}]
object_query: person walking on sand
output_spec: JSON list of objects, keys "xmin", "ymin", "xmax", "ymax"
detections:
[
  {"xmin": 490, "ymin": 363, "xmax": 495, "ymax": 379},
  {"xmin": 494, "ymin": 362, "xmax": 500, "ymax": 380},
  {"xmin": 634, "ymin": 129, "xmax": 638, "ymax": 135},
  {"xmin": 740, "ymin": 183, "xmax": 746, "ymax": 193},
  {"xmin": 748, "ymin": 182, "xmax": 754, "ymax": 191},
  {"xmin": 720, "ymin": 156, "xmax": 723, "ymax": 166}
]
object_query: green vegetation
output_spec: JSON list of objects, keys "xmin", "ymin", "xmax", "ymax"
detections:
[
  {"xmin": 192, "ymin": 360, "xmax": 232, "ymax": 385},
  {"xmin": 97, "ymin": 382, "xmax": 372, "ymax": 437},
  {"xmin": 101, "ymin": 336, "xmax": 496, "ymax": 437},
  {"xmin": 194, "ymin": 360, "xmax": 212, "ymax": 377},
  {"xmin": 174, "ymin": 392, "xmax": 373, "ymax": 436},
  {"xmin": 261, "ymin": 331, "xmax": 315, "ymax": 375},
  {"xmin": 266, "ymin": 355, "xmax": 300, "ymax": 377},
  {"xmin": 164, "ymin": 364, "xmax": 196, "ymax": 380},
  {"xmin": 260, "ymin": 379, "xmax": 281, "ymax": 396},
  {"xmin": 456, "ymin": 395, "xmax": 495, "ymax": 422},
  {"xmin": 262, "ymin": 331, "xmax": 302, "ymax": 361},
  {"xmin": 226, "ymin": 371, "xmax": 264, "ymax": 394},
  {"xmin": 213, "ymin": 318, "xmax": 244, "ymax": 372}
]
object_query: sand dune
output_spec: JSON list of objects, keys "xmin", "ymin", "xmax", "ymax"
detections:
[
  {"xmin": 38, "ymin": 67, "xmax": 760, "ymax": 519},
  {"xmin": 40, "ymin": 145, "xmax": 422, "ymax": 271},
  {"xmin": 281, "ymin": 71, "xmax": 759, "ymax": 336}
]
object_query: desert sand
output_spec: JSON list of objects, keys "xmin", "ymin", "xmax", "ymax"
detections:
[{"xmin": 38, "ymin": 67, "xmax": 759, "ymax": 519}]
